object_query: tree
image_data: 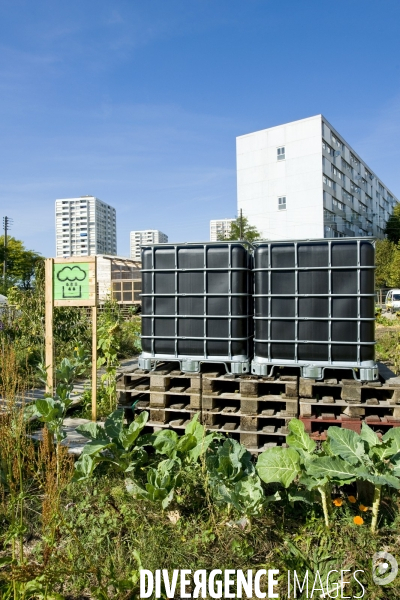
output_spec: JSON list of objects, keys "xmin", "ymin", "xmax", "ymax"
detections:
[
  {"xmin": 375, "ymin": 239, "xmax": 396, "ymax": 288},
  {"xmin": 217, "ymin": 216, "xmax": 261, "ymax": 243},
  {"xmin": 385, "ymin": 204, "xmax": 400, "ymax": 244},
  {"xmin": 0, "ymin": 235, "xmax": 42, "ymax": 292}
]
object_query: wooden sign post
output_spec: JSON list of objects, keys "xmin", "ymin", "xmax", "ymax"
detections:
[{"xmin": 45, "ymin": 256, "xmax": 98, "ymax": 421}]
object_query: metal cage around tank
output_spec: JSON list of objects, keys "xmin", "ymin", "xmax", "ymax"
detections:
[
  {"xmin": 138, "ymin": 242, "xmax": 253, "ymax": 374},
  {"xmin": 251, "ymin": 238, "xmax": 377, "ymax": 381}
]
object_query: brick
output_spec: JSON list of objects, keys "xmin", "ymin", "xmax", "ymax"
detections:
[
  {"xmin": 366, "ymin": 398, "xmax": 379, "ymax": 405},
  {"xmin": 202, "ymin": 379, "xmax": 215, "ymax": 393},
  {"xmin": 321, "ymin": 396, "xmax": 335, "ymax": 404},
  {"xmin": 189, "ymin": 395, "xmax": 202, "ymax": 410},
  {"xmin": 343, "ymin": 406, "xmax": 365, "ymax": 417},
  {"xmin": 240, "ymin": 380, "xmax": 259, "ymax": 398},
  {"xmin": 392, "ymin": 407, "xmax": 400, "ymax": 419},
  {"xmin": 300, "ymin": 404, "xmax": 313, "ymax": 417},
  {"xmin": 341, "ymin": 386, "xmax": 362, "ymax": 402},
  {"xmin": 150, "ymin": 409, "xmax": 166, "ymax": 423},
  {"xmin": 202, "ymin": 411, "xmax": 218, "ymax": 426},
  {"xmin": 241, "ymin": 399, "xmax": 258, "ymax": 415},
  {"xmin": 262, "ymin": 425, "xmax": 276, "ymax": 433},
  {"xmin": 221, "ymin": 406, "xmax": 238, "ymax": 414},
  {"xmin": 240, "ymin": 415, "xmax": 258, "ymax": 431},
  {"xmin": 341, "ymin": 379, "xmax": 361, "ymax": 387},
  {"xmin": 190, "ymin": 376, "xmax": 201, "ymax": 390},
  {"xmin": 202, "ymin": 397, "xmax": 219, "ymax": 410},
  {"xmin": 283, "ymin": 381, "xmax": 298, "ymax": 398},
  {"xmin": 390, "ymin": 389, "xmax": 400, "ymax": 404},
  {"xmin": 299, "ymin": 378, "xmax": 316, "ymax": 398},
  {"xmin": 240, "ymin": 432, "xmax": 259, "ymax": 448},
  {"xmin": 150, "ymin": 375, "xmax": 171, "ymax": 390},
  {"xmin": 150, "ymin": 393, "xmax": 167, "ymax": 407},
  {"xmin": 222, "ymin": 422, "xmax": 238, "ymax": 431},
  {"xmin": 321, "ymin": 412, "xmax": 336, "ymax": 420}
]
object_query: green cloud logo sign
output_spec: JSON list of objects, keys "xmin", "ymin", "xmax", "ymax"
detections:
[{"xmin": 57, "ymin": 265, "xmax": 87, "ymax": 282}]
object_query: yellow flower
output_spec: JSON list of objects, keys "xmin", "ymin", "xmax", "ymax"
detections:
[
  {"xmin": 333, "ymin": 498, "xmax": 343, "ymax": 507},
  {"xmin": 348, "ymin": 495, "xmax": 357, "ymax": 503},
  {"xmin": 359, "ymin": 504, "xmax": 369, "ymax": 512},
  {"xmin": 353, "ymin": 516, "xmax": 364, "ymax": 525}
]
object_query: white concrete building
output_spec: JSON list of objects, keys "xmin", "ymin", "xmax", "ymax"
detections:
[
  {"xmin": 237, "ymin": 115, "xmax": 398, "ymax": 240},
  {"xmin": 130, "ymin": 230, "xmax": 168, "ymax": 260},
  {"xmin": 55, "ymin": 196, "xmax": 117, "ymax": 257},
  {"xmin": 210, "ymin": 218, "xmax": 235, "ymax": 241}
]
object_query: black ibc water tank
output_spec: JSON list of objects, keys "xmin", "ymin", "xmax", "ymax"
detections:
[
  {"xmin": 138, "ymin": 242, "xmax": 252, "ymax": 374},
  {"xmin": 252, "ymin": 239, "xmax": 377, "ymax": 380}
]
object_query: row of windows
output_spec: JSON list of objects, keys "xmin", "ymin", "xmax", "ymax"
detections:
[{"xmin": 322, "ymin": 123, "xmax": 395, "ymax": 198}]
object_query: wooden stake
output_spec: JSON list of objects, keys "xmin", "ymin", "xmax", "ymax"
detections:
[
  {"xmin": 45, "ymin": 258, "xmax": 54, "ymax": 394},
  {"xmin": 92, "ymin": 257, "xmax": 98, "ymax": 421},
  {"xmin": 92, "ymin": 305, "xmax": 97, "ymax": 422}
]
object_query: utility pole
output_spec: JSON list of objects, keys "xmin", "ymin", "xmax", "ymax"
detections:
[
  {"xmin": 239, "ymin": 209, "xmax": 243, "ymax": 240},
  {"xmin": 2, "ymin": 216, "xmax": 11, "ymax": 284}
]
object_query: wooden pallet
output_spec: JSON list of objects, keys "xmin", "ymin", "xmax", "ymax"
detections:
[
  {"xmin": 299, "ymin": 375, "xmax": 400, "ymax": 405},
  {"xmin": 300, "ymin": 415, "xmax": 400, "ymax": 440},
  {"xmin": 202, "ymin": 372, "xmax": 298, "ymax": 399},
  {"xmin": 300, "ymin": 398, "xmax": 400, "ymax": 421}
]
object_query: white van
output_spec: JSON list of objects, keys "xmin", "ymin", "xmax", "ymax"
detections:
[{"xmin": 385, "ymin": 289, "xmax": 400, "ymax": 313}]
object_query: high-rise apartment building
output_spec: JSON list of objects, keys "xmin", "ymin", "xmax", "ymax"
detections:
[
  {"xmin": 210, "ymin": 218, "xmax": 235, "ymax": 241},
  {"xmin": 130, "ymin": 230, "xmax": 168, "ymax": 260},
  {"xmin": 237, "ymin": 115, "xmax": 398, "ymax": 240},
  {"xmin": 55, "ymin": 196, "xmax": 117, "ymax": 257}
]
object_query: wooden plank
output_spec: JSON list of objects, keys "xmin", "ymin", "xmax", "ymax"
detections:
[
  {"xmin": 54, "ymin": 256, "xmax": 96, "ymax": 264},
  {"xmin": 54, "ymin": 298, "xmax": 97, "ymax": 307},
  {"xmin": 92, "ymin": 257, "xmax": 97, "ymax": 422},
  {"xmin": 45, "ymin": 258, "xmax": 54, "ymax": 394}
]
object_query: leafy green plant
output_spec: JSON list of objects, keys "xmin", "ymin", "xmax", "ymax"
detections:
[
  {"xmin": 97, "ymin": 300, "xmax": 122, "ymax": 414},
  {"xmin": 126, "ymin": 458, "xmax": 182, "ymax": 509},
  {"xmin": 29, "ymin": 352, "xmax": 88, "ymax": 481},
  {"xmin": 73, "ymin": 409, "xmax": 149, "ymax": 480},
  {"xmin": 206, "ymin": 438, "xmax": 276, "ymax": 516},
  {"xmin": 257, "ymin": 419, "xmax": 400, "ymax": 532},
  {"xmin": 325, "ymin": 423, "xmax": 400, "ymax": 532},
  {"xmin": 152, "ymin": 414, "xmax": 218, "ymax": 463}
]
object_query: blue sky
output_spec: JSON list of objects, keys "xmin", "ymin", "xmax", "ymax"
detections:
[{"xmin": 0, "ymin": 0, "xmax": 399, "ymax": 257}]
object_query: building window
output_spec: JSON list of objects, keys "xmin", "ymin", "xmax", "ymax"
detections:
[
  {"xmin": 322, "ymin": 141, "xmax": 334, "ymax": 156},
  {"xmin": 323, "ymin": 175, "xmax": 335, "ymax": 189},
  {"xmin": 350, "ymin": 153, "xmax": 360, "ymax": 168},
  {"xmin": 324, "ymin": 209, "xmax": 335, "ymax": 222},
  {"xmin": 332, "ymin": 198, "xmax": 345, "ymax": 211},
  {"xmin": 277, "ymin": 147, "xmax": 285, "ymax": 161},
  {"xmin": 331, "ymin": 134, "xmax": 344, "ymax": 152},
  {"xmin": 351, "ymin": 182, "xmax": 361, "ymax": 195},
  {"xmin": 332, "ymin": 165, "xmax": 345, "ymax": 181},
  {"xmin": 342, "ymin": 159, "xmax": 353, "ymax": 175},
  {"xmin": 278, "ymin": 196, "xmax": 286, "ymax": 210},
  {"xmin": 342, "ymin": 190, "xmax": 353, "ymax": 205}
]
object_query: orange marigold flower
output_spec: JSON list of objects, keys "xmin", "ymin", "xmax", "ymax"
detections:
[
  {"xmin": 354, "ymin": 516, "xmax": 364, "ymax": 525},
  {"xmin": 333, "ymin": 498, "xmax": 343, "ymax": 506},
  {"xmin": 359, "ymin": 504, "xmax": 369, "ymax": 512},
  {"xmin": 348, "ymin": 495, "xmax": 357, "ymax": 503}
]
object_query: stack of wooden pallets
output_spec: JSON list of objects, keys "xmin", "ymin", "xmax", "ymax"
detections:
[{"xmin": 299, "ymin": 374, "xmax": 400, "ymax": 440}]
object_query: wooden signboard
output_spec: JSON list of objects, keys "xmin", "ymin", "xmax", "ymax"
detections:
[{"xmin": 45, "ymin": 256, "xmax": 98, "ymax": 421}]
